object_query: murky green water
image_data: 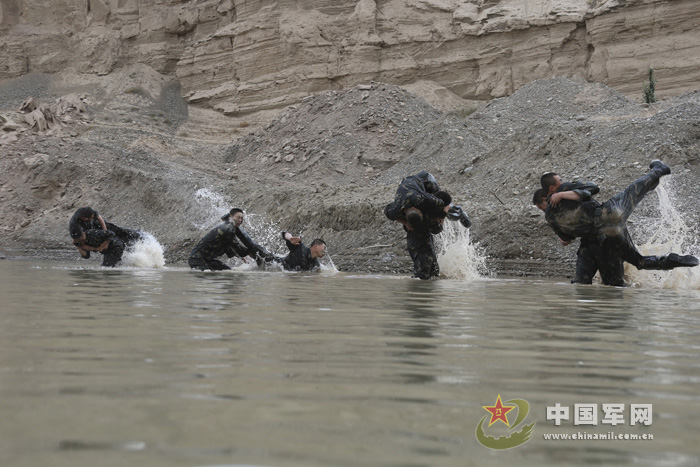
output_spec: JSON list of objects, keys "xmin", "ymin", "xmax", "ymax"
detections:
[{"xmin": 1, "ymin": 260, "xmax": 699, "ymax": 466}]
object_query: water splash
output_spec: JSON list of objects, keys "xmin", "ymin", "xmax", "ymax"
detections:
[
  {"xmin": 192, "ymin": 188, "xmax": 230, "ymax": 229},
  {"xmin": 624, "ymin": 178, "xmax": 699, "ymax": 289},
  {"xmin": 121, "ymin": 233, "xmax": 166, "ymax": 268},
  {"xmin": 320, "ymin": 253, "xmax": 340, "ymax": 274},
  {"xmin": 243, "ymin": 213, "xmax": 286, "ymax": 255},
  {"xmin": 436, "ymin": 220, "xmax": 487, "ymax": 280}
]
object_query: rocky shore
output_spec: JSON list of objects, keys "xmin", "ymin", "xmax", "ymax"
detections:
[{"xmin": 1, "ymin": 75, "xmax": 699, "ymax": 279}]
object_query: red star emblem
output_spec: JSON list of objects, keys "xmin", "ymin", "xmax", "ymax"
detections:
[{"xmin": 482, "ymin": 394, "xmax": 515, "ymax": 427}]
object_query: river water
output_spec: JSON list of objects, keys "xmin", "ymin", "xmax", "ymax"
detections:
[{"xmin": 1, "ymin": 258, "xmax": 700, "ymax": 467}]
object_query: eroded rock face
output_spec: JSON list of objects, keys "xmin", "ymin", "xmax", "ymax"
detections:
[{"xmin": 2, "ymin": 0, "xmax": 699, "ymax": 116}]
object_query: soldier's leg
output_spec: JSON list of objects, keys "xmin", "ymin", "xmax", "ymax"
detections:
[
  {"xmin": 188, "ymin": 256, "xmax": 207, "ymax": 270},
  {"xmin": 407, "ymin": 231, "xmax": 438, "ymax": 279},
  {"xmin": 188, "ymin": 256, "xmax": 231, "ymax": 271},
  {"xmin": 204, "ymin": 259, "xmax": 231, "ymax": 271},
  {"xmin": 572, "ymin": 242, "xmax": 598, "ymax": 284},
  {"xmin": 602, "ymin": 162, "xmax": 669, "ymax": 227},
  {"xmin": 609, "ymin": 230, "xmax": 699, "ymax": 270},
  {"xmin": 597, "ymin": 250, "xmax": 626, "ymax": 287}
]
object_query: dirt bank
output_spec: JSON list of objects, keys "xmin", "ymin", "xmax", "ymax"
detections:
[{"xmin": 1, "ymin": 75, "xmax": 699, "ymax": 278}]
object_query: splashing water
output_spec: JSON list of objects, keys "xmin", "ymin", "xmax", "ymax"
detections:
[
  {"xmin": 320, "ymin": 253, "xmax": 340, "ymax": 274},
  {"xmin": 436, "ymin": 220, "xmax": 487, "ymax": 280},
  {"xmin": 192, "ymin": 188, "xmax": 230, "ymax": 229},
  {"xmin": 243, "ymin": 213, "xmax": 286, "ymax": 255},
  {"xmin": 121, "ymin": 233, "xmax": 166, "ymax": 269},
  {"xmin": 625, "ymin": 179, "xmax": 700, "ymax": 289}
]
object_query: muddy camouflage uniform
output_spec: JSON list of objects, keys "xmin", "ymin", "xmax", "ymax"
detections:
[
  {"xmin": 406, "ymin": 216, "xmax": 444, "ymax": 280},
  {"xmin": 279, "ymin": 232, "xmax": 320, "ymax": 271},
  {"xmin": 572, "ymin": 237, "xmax": 625, "ymax": 286},
  {"xmin": 546, "ymin": 165, "xmax": 690, "ymax": 273},
  {"xmin": 384, "ymin": 171, "xmax": 445, "ymax": 222},
  {"xmin": 385, "ymin": 172, "xmax": 447, "ymax": 279},
  {"xmin": 188, "ymin": 222, "xmax": 273, "ymax": 271}
]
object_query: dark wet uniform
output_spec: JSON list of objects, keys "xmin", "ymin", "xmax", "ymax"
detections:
[
  {"xmin": 188, "ymin": 222, "xmax": 273, "ymax": 271},
  {"xmin": 406, "ymin": 216, "xmax": 444, "ymax": 280},
  {"xmin": 279, "ymin": 232, "xmax": 320, "ymax": 271},
  {"xmin": 541, "ymin": 181, "xmax": 624, "ymax": 285},
  {"xmin": 573, "ymin": 236, "xmax": 625, "ymax": 287},
  {"xmin": 545, "ymin": 166, "xmax": 689, "ymax": 275},
  {"xmin": 384, "ymin": 171, "xmax": 445, "ymax": 222},
  {"xmin": 79, "ymin": 229, "xmax": 125, "ymax": 267},
  {"xmin": 69, "ymin": 207, "xmax": 142, "ymax": 247},
  {"xmin": 384, "ymin": 172, "xmax": 447, "ymax": 280}
]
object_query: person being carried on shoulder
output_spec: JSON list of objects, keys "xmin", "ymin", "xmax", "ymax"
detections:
[
  {"xmin": 69, "ymin": 206, "xmax": 142, "ymax": 260},
  {"xmin": 534, "ymin": 160, "xmax": 698, "ymax": 286},
  {"xmin": 384, "ymin": 171, "xmax": 470, "ymax": 279},
  {"xmin": 71, "ymin": 228, "xmax": 125, "ymax": 267}
]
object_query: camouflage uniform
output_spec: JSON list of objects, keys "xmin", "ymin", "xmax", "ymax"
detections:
[
  {"xmin": 385, "ymin": 172, "xmax": 448, "ymax": 280},
  {"xmin": 572, "ymin": 237, "xmax": 625, "ymax": 287},
  {"xmin": 279, "ymin": 232, "xmax": 321, "ymax": 271},
  {"xmin": 69, "ymin": 207, "xmax": 142, "ymax": 246},
  {"xmin": 80, "ymin": 229, "xmax": 125, "ymax": 267},
  {"xmin": 384, "ymin": 171, "xmax": 445, "ymax": 222},
  {"xmin": 546, "ymin": 166, "xmax": 693, "ymax": 272},
  {"xmin": 188, "ymin": 222, "xmax": 273, "ymax": 271},
  {"xmin": 406, "ymin": 217, "xmax": 444, "ymax": 279}
]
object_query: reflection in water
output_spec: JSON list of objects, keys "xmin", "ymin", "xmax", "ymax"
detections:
[{"xmin": 1, "ymin": 261, "xmax": 699, "ymax": 467}]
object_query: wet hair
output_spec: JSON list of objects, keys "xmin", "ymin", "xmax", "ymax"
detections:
[
  {"xmin": 540, "ymin": 172, "xmax": 559, "ymax": 192},
  {"xmin": 221, "ymin": 207, "xmax": 244, "ymax": 221},
  {"xmin": 405, "ymin": 209, "xmax": 423, "ymax": 226},
  {"xmin": 76, "ymin": 206, "xmax": 96, "ymax": 219},
  {"xmin": 532, "ymin": 188, "xmax": 547, "ymax": 206},
  {"xmin": 310, "ymin": 239, "xmax": 326, "ymax": 248},
  {"xmin": 70, "ymin": 225, "xmax": 83, "ymax": 239},
  {"xmin": 434, "ymin": 191, "xmax": 452, "ymax": 206}
]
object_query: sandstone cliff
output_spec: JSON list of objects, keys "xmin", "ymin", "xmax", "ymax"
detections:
[{"xmin": 2, "ymin": 0, "xmax": 700, "ymax": 125}]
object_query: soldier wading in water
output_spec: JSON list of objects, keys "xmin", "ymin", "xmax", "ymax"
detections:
[
  {"xmin": 534, "ymin": 160, "xmax": 698, "ymax": 286},
  {"xmin": 188, "ymin": 208, "xmax": 275, "ymax": 271}
]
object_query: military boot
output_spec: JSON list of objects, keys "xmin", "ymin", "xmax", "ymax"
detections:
[
  {"xmin": 658, "ymin": 253, "xmax": 700, "ymax": 270},
  {"xmin": 649, "ymin": 160, "xmax": 671, "ymax": 176}
]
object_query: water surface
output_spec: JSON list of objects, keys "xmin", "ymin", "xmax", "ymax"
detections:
[{"xmin": 1, "ymin": 260, "xmax": 699, "ymax": 466}]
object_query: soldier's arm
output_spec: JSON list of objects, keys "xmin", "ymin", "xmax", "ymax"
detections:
[
  {"xmin": 97, "ymin": 214, "xmax": 107, "ymax": 231},
  {"xmin": 569, "ymin": 181, "xmax": 600, "ymax": 199},
  {"xmin": 549, "ymin": 190, "xmax": 583, "ymax": 206}
]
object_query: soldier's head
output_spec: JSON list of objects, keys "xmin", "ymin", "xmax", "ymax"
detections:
[
  {"xmin": 71, "ymin": 230, "xmax": 87, "ymax": 245},
  {"xmin": 310, "ymin": 239, "xmax": 326, "ymax": 259},
  {"xmin": 70, "ymin": 225, "xmax": 83, "ymax": 240},
  {"xmin": 222, "ymin": 208, "xmax": 245, "ymax": 227},
  {"xmin": 540, "ymin": 172, "xmax": 562, "ymax": 195},
  {"xmin": 532, "ymin": 188, "xmax": 548, "ymax": 211},
  {"xmin": 404, "ymin": 207, "xmax": 423, "ymax": 226},
  {"xmin": 76, "ymin": 206, "xmax": 96, "ymax": 221}
]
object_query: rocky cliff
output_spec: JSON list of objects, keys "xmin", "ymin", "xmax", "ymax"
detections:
[{"xmin": 2, "ymin": 0, "xmax": 700, "ymax": 123}]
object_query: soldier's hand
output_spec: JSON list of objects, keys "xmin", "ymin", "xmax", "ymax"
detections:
[{"xmin": 289, "ymin": 236, "xmax": 302, "ymax": 245}]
